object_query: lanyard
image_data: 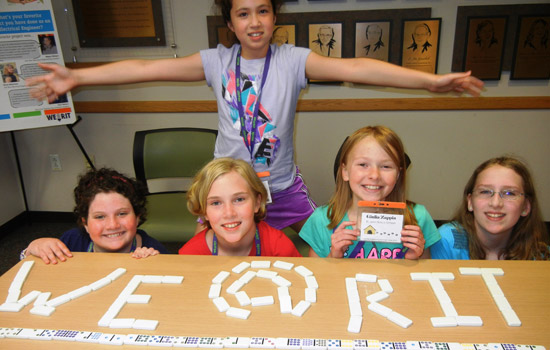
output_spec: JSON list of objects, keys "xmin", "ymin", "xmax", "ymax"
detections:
[
  {"xmin": 87, "ymin": 236, "xmax": 137, "ymax": 253},
  {"xmin": 235, "ymin": 45, "xmax": 272, "ymax": 160},
  {"xmin": 212, "ymin": 228, "xmax": 261, "ymax": 256}
]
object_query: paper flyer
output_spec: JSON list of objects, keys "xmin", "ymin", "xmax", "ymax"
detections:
[{"xmin": 0, "ymin": 0, "xmax": 75, "ymax": 132}]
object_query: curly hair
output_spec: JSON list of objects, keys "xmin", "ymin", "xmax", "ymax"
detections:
[{"xmin": 73, "ymin": 168, "xmax": 147, "ymax": 228}]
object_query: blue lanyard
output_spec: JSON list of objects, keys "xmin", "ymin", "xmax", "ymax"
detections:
[
  {"xmin": 212, "ymin": 228, "xmax": 261, "ymax": 256},
  {"xmin": 235, "ymin": 45, "xmax": 272, "ymax": 161},
  {"xmin": 87, "ymin": 236, "xmax": 137, "ymax": 253}
]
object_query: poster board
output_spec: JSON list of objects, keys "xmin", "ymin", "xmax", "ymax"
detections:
[{"xmin": 0, "ymin": 0, "xmax": 76, "ymax": 132}]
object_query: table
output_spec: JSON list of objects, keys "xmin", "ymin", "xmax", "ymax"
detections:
[{"xmin": 0, "ymin": 253, "xmax": 549, "ymax": 349}]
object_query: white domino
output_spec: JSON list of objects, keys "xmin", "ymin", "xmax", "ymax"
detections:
[
  {"xmin": 213, "ymin": 297, "xmax": 230, "ymax": 312},
  {"xmin": 106, "ymin": 268, "xmax": 126, "ymax": 281},
  {"xmin": 226, "ymin": 280, "xmax": 245, "ymax": 295},
  {"xmin": 431, "ymin": 316, "xmax": 458, "ymax": 327},
  {"xmin": 17, "ymin": 290, "xmax": 41, "ymax": 306},
  {"xmin": 348, "ymin": 300, "xmax": 362, "ymax": 317},
  {"xmin": 251, "ymin": 260, "xmax": 271, "ymax": 269},
  {"xmin": 212, "ymin": 271, "xmax": 231, "ymax": 284},
  {"xmin": 456, "ymin": 315, "xmax": 483, "ymax": 326},
  {"xmin": 133, "ymin": 319, "xmax": 159, "ymax": 330},
  {"xmin": 6, "ymin": 290, "xmax": 20, "ymax": 304},
  {"xmin": 89, "ymin": 277, "xmax": 111, "ymax": 291},
  {"xmin": 272, "ymin": 275, "xmax": 292, "ymax": 287},
  {"xmin": 355, "ymin": 273, "xmax": 377, "ymax": 283},
  {"xmin": 493, "ymin": 295, "xmax": 512, "ymax": 311},
  {"xmin": 257, "ymin": 270, "xmax": 278, "ymax": 279},
  {"xmin": 142, "ymin": 275, "xmax": 164, "ymax": 284},
  {"xmin": 209, "ymin": 284, "xmax": 222, "ymax": 299},
  {"xmin": 251, "ymin": 296, "xmax": 274, "ymax": 306},
  {"xmin": 481, "ymin": 267, "xmax": 504, "ymax": 276},
  {"xmin": 368, "ymin": 302, "xmax": 392, "ymax": 317},
  {"xmin": 294, "ymin": 265, "xmax": 313, "ymax": 277},
  {"xmin": 224, "ymin": 337, "xmax": 252, "ymax": 348},
  {"xmin": 273, "ymin": 261, "xmax": 294, "ymax": 270},
  {"xmin": 98, "ymin": 333, "xmax": 125, "ymax": 345},
  {"xmin": 235, "ymin": 291, "xmax": 251, "ymax": 306},
  {"xmin": 126, "ymin": 294, "xmax": 151, "ymax": 304},
  {"xmin": 34, "ymin": 292, "xmax": 51, "ymax": 306},
  {"xmin": 305, "ymin": 288, "xmax": 317, "ymax": 303},
  {"xmin": 68, "ymin": 286, "xmax": 92, "ymax": 300},
  {"xmin": 10, "ymin": 261, "xmax": 34, "ymax": 291},
  {"xmin": 432, "ymin": 272, "xmax": 455, "ymax": 281},
  {"xmin": 226, "ymin": 307, "xmax": 251, "ymax": 320},
  {"xmin": 378, "ymin": 279, "xmax": 393, "ymax": 293},
  {"xmin": 46, "ymin": 294, "xmax": 71, "ymax": 308},
  {"xmin": 366, "ymin": 291, "xmax": 389, "ymax": 303},
  {"xmin": 0, "ymin": 302, "xmax": 24, "ymax": 312},
  {"xmin": 387, "ymin": 311, "xmax": 413, "ymax": 328},
  {"xmin": 440, "ymin": 302, "xmax": 458, "ymax": 317},
  {"xmin": 109, "ymin": 318, "xmax": 135, "ymax": 329},
  {"xmin": 162, "ymin": 275, "xmax": 184, "ymax": 284},
  {"xmin": 501, "ymin": 308, "xmax": 521, "ymax": 326},
  {"xmin": 279, "ymin": 295, "xmax": 292, "ymax": 314},
  {"xmin": 277, "ymin": 286, "xmax": 290, "ymax": 298},
  {"xmin": 291, "ymin": 300, "xmax": 311, "ymax": 317},
  {"xmin": 459, "ymin": 267, "xmax": 482, "ymax": 275},
  {"xmin": 305, "ymin": 275, "xmax": 319, "ymax": 289},
  {"xmin": 29, "ymin": 305, "xmax": 55, "ymax": 316},
  {"xmin": 232, "ymin": 262, "xmax": 251, "ymax": 274},
  {"xmin": 410, "ymin": 272, "xmax": 432, "ymax": 281},
  {"xmin": 239, "ymin": 270, "xmax": 257, "ymax": 284},
  {"xmin": 347, "ymin": 315, "xmax": 363, "ymax": 333}
]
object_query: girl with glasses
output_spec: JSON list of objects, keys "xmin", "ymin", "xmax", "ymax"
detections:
[{"xmin": 431, "ymin": 156, "xmax": 549, "ymax": 260}]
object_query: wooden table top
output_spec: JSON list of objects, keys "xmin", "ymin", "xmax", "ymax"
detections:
[{"xmin": 0, "ymin": 253, "xmax": 548, "ymax": 349}]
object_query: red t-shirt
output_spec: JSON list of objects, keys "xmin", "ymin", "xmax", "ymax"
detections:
[{"xmin": 178, "ymin": 221, "xmax": 301, "ymax": 257}]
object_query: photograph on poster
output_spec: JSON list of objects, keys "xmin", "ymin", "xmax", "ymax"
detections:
[
  {"xmin": 463, "ymin": 17, "xmax": 507, "ymax": 80},
  {"xmin": 2, "ymin": 63, "xmax": 20, "ymax": 84},
  {"xmin": 354, "ymin": 21, "xmax": 390, "ymax": 61},
  {"xmin": 308, "ymin": 23, "xmax": 342, "ymax": 58},
  {"xmin": 38, "ymin": 33, "xmax": 58, "ymax": 55},
  {"xmin": 271, "ymin": 24, "xmax": 296, "ymax": 46},
  {"xmin": 511, "ymin": 16, "xmax": 550, "ymax": 80},
  {"xmin": 401, "ymin": 18, "xmax": 441, "ymax": 74}
]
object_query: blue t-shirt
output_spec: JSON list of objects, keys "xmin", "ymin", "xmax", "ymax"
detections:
[
  {"xmin": 299, "ymin": 203, "xmax": 440, "ymax": 259},
  {"xmin": 430, "ymin": 222, "xmax": 470, "ymax": 260},
  {"xmin": 60, "ymin": 228, "xmax": 168, "ymax": 254}
]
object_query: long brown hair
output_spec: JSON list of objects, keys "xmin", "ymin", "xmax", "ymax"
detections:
[
  {"xmin": 453, "ymin": 156, "xmax": 549, "ymax": 260},
  {"xmin": 327, "ymin": 126, "xmax": 417, "ymax": 230}
]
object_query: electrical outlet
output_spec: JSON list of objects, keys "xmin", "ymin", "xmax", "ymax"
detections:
[{"xmin": 49, "ymin": 154, "xmax": 62, "ymax": 171}]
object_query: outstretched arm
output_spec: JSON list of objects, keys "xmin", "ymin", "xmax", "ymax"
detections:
[
  {"xmin": 26, "ymin": 53, "xmax": 206, "ymax": 103},
  {"xmin": 305, "ymin": 52, "xmax": 484, "ymax": 96}
]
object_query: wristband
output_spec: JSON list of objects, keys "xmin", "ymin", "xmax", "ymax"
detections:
[{"xmin": 19, "ymin": 248, "xmax": 28, "ymax": 260}]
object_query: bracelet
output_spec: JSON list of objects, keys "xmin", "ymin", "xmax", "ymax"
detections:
[{"xmin": 19, "ymin": 248, "xmax": 28, "ymax": 261}]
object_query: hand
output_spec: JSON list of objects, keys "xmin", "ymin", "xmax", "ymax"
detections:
[
  {"xmin": 131, "ymin": 247, "xmax": 160, "ymax": 259},
  {"xmin": 400, "ymin": 225, "xmax": 425, "ymax": 259},
  {"xmin": 429, "ymin": 71, "xmax": 484, "ymax": 97},
  {"xmin": 26, "ymin": 63, "xmax": 77, "ymax": 103},
  {"xmin": 329, "ymin": 221, "xmax": 359, "ymax": 258},
  {"xmin": 25, "ymin": 238, "xmax": 73, "ymax": 264}
]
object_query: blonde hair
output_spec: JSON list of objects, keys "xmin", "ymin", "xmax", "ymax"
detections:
[
  {"xmin": 3, "ymin": 64, "xmax": 15, "ymax": 76},
  {"xmin": 187, "ymin": 158, "xmax": 267, "ymax": 226},
  {"xmin": 453, "ymin": 156, "xmax": 549, "ymax": 260},
  {"xmin": 328, "ymin": 125, "xmax": 417, "ymax": 229}
]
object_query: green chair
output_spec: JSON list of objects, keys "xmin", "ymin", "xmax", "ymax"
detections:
[{"xmin": 133, "ymin": 128, "xmax": 217, "ymax": 243}]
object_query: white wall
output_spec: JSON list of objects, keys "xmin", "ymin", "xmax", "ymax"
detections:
[{"xmin": 5, "ymin": 0, "xmax": 549, "ymax": 225}]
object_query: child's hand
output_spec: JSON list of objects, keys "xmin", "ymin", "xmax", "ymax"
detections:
[
  {"xmin": 131, "ymin": 247, "xmax": 160, "ymax": 259},
  {"xmin": 25, "ymin": 238, "xmax": 73, "ymax": 265},
  {"xmin": 429, "ymin": 71, "xmax": 484, "ymax": 97},
  {"xmin": 26, "ymin": 63, "xmax": 76, "ymax": 103},
  {"xmin": 400, "ymin": 225, "xmax": 426, "ymax": 259},
  {"xmin": 329, "ymin": 221, "xmax": 359, "ymax": 258}
]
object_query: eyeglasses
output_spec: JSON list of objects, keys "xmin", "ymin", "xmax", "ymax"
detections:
[{"xmin": 472, "ymin": 188, "xmax": 525, "ymax": 201}]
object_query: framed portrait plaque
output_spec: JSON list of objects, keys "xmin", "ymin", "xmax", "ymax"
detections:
[
  {"xmin": 401, "ymin": 18, "xmax": 441, "ymax": 74},
  {"xmin": 354, "ymin": 21, "xmax": 391, "ymax": 62},
  {"xmin": 464, "ymin": 16, "xmax": 507, "ymax": 80},
  {"xmin": 308, "ymin": 23, "xmax": 343, "ymax": 58},
  {"xmin": 511, "ymin": 16, "xmax": 550, "ymax": 80},
  {"xmin": 271, "ymin": 24, "xmax": 297, "ymax": 46}
]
